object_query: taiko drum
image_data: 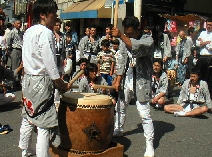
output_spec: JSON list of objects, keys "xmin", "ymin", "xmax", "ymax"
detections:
[{"xmin": 58, "ymin": 92, "xmax": 114, "ymax": 154}]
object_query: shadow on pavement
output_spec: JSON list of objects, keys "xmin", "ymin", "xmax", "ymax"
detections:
[
  {"xmin": 112, "ymin": 120, "xmax": 175, "ymax": 155},
  {"xmin": 121, "ymin": 121, "xmax": 175, "ymax": 150},
  {"xmin": 124, "ymin": 123, "xmax": 144, "ymax": 136},
  {"xmin": 0, "ymin": 101, "xmax": 22, "ymax": 112},
  {"xmin": 153, "ymin": 120, "xmax": 175, "ymax": 149},
  {"xmin": 192, "ymin": 115, "xmax": 209, "ymax": 119},
  {"xmin": 112, "ymin": 136, "xmax": 131, "ymax": 157},
  {"xmin": 112, "ymin": 123, "xmax": 144, "ymax": 154}
]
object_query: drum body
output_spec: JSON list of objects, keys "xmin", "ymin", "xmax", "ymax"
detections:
[{"xmin": 58, "ymin": 92, "xmax": 114, "ymax": 154}]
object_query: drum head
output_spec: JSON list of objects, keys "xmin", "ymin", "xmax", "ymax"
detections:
[{"xmin": 62, "ymin": 92, "xmax": 112, "ymax": 106}]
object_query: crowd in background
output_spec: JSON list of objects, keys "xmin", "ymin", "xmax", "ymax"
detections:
[
  {"xmin": 0, "ymin": 16, "xmax": 211, "ymax": 110},
  {"xmin": 0, "ymin": 1, "xmax": 211, "ymax": 156}
]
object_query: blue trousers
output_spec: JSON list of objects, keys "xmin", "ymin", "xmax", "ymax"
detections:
[{"xmin": 101, "ymin": 73, "xmax": 112, "ymax": 86}]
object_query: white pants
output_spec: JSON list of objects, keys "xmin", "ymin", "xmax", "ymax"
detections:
[
  {"xmin": 137, "ymin": 101, "xmax": 154, "ymax": 156},
  {"xmin": 136, "ymin": 101, "xmax": 154, "ymax": 143},
  {"xmin": 19, "ymin": 118, "xmax": 51, "ymax": 157},
  {"xmin": 115, "ymin": 88, "xmax": 154, "ymax": 156},
  {"xmin": 0, "ymin": 93, "xmax": 16, "ymax": 105},
  {"xmin": 183, "ymin": 103, "xmax": 199, "ymax": 113},
  {"xmin": 115, "ymin": 87, "xmax": 133, "ymax": 131}
]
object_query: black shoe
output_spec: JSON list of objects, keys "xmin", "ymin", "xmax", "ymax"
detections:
[{"xmin": 0, "ymin": 125, "xmax": 13, "ymax": 134}]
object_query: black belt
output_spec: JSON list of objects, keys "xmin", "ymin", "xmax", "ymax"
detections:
[
  {"xmin": 13, "ymin": 48, "xmax": 22, "ymax": 51},
  {"xmin": 183, "ymin": 100, "xmax": 204, "ymax": 104},
  {"xmin": 85, "ymin": 52, "xmax": 96, "ymax": 55}
]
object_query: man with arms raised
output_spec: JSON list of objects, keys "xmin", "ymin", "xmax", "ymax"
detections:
[{"xmin": 111, "ymin": 16, "xmax": 154, "ymax": 157}]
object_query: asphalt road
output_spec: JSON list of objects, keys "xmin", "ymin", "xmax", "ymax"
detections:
[{"xmin": 1, "ymin": 87, "xmax": 212, "ymax": 157}]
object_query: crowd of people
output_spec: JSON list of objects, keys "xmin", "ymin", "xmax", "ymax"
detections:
[{"xmin": 0, "ymin": 0, "xmax": 212, "ymax": 157}]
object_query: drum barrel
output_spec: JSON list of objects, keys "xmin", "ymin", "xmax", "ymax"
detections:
[{"xmin": 58, "ymin": 95, "xmax": 114, "ymax": 154}]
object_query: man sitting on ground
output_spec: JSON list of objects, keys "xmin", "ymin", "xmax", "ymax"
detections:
[{"xmin": 164, "ymin": 68, "xmax": 212, "ymax": 117}]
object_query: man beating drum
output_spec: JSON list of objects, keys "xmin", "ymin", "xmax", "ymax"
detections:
[
  {"xmin": 78, "ymin": 63, "xmax": 117, "ymax": 105},
  {"xmin": 18, "ymin": 1, "xmax": 72, "ymax": 157},
  {"xmin": 111, "ymin": 16, "xmax": 155, "ymax": 157}
]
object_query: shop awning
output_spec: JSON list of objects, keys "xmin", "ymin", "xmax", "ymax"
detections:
[{"xmin": 60, "ymin": 0, "xmax": 113, "ymax": 19}]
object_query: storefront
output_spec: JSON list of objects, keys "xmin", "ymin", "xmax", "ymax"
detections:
[
  {"xmin": 60, "ymin": 0, "xmax": 126, "ymax": 38},
  {"xmin": 158, "ymin": 14, "xmax": 207, "ymax": 46}
]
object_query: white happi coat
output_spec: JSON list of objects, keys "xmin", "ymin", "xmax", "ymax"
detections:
[{"xmin": 22, "ymin": 24, "xmax": 60, "ymax": 128}]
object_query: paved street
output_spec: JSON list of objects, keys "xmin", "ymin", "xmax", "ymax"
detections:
[{"xmin": 1, "ymin": 88, "xmax": 212, "ymax": 157}]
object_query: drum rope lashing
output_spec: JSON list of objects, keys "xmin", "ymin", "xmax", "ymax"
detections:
[
  {"xmin": 60, "ymin": 100, "xmax": 113, "ymax": 109},
  {"xmin": 59, "ymin": 145, "xmax": 105, "ymax": 155}
]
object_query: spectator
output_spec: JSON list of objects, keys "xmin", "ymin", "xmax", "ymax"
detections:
[
  {"xmin": 96, "ymin": 39, "xmax": 115, "ymax": 86},
  {"xmin": 6, "ymin": 19, "xmax": 23, "ymax": 87},
  {"xmin": 84, "ymin": 27, "xmax": 90, "ymax": 37},
  {"xmin": 64, "ymin": 32, "xmax": 76, "ymax": 76},
  {"xmin": 0, "ymin": 56, "xmax": 16, "ymax": 106},
  {"xmin": 71, "ymin": 58, "xmax": 88, "ymax": 80},
  {"xmin": 188, "ymin": 47, "xmax": 200, "ymax": 76},
  {"xmin": 195, "ymin": 18, "xmax": 212, "ymax": 96},
  {"xmin": 4, "ymin": 23, "xmax": 13, "ymax": 42},
  {"xmin": 187, "ymin": 27, "xmax": 196, "ymax": 47},
  {"xmin": 77, "ymin": 27, "xmax": 90, "ymax": 68},
  {"xmin": 111, "ymin": 39, "xmax": 121, "ymax": 76},
  {"xmin": 53, "ymin": 18, "xmax": 65, "ymax": 73},
  {"xmin": 151, "ymin": 58, "xmax": 168, "ymax": 109},
  {"xmin": 78, "ymin": 25, "xmax": 101, "ymax": 63},
  {"xmin": 175, "ymin": 30, "xmax": 192, "ymax": 86},
  {"xmin": 100, "ymin": 23, "xmax": 113, "ymax": 45},
  {"xmin": 79, "ymin": 27, "xmax": 90, "ymax": 43},
  {"xmin": 64, "ymin": 21, "xmax": 78, "ymax": 46},
  {"xmin": 53, "ymin": 18, "xmax": 66, "ymax": 111},
  {"xmin": 0, "ymin": 8, "xmax": 6, "ymax": 27},
  {"xmin": 161, "ymin": 30, "xmax": 172, "ymax": 70},
  {"xmin": 166, "ymin": 50, "xmax": 178, "ymax": 102},
  {"xmin": 164, "ymin": 68, "xmax": 212, "ymax": 117},
  {"xmin": 111, "ymin": 38, "xmax": 120, "ymax": 53},
  {"xmin": 71, "ymin": 58, "xmax": 88, "ymax": 92},
  {"xmin": 0, "ymin": 29, "xmax": 7, "ymax": 66}
]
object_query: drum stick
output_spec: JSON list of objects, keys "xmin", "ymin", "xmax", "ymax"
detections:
[
  {"xmin": 69, "ymin": 70, "xmax": 84, "ymax": 85},
  {"xmin": 59, "ymin": 85, "xmax": 79, "ymax": 94},
  {"xmin": 70, "ymin": 85, "xmax": 79, "ymax": 88},
  {"xmin": 114, "ymin": 0, "xmax": 119, "ymax": 28},
  {"xmin": 92, "ymin": 84, "xmax": 116, "ymax": 90}
]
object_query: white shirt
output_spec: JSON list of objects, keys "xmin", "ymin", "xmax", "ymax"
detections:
[
  {"xmin": 4, "ymin": 28, "xmax": 10, "ymax": 43},
  {"xmin": 196, "ymin": 31, "xmax": 212, "ymax": 55},
  {"xmin": 22, "ymin": 24, "xmax": 60, "ymax": 80},
  {"xmin": 0, "ymin": 36, "xmax": 6, "ymax": 50},
  {"xmin": 189, "ymin": 93, "xmax": 195, "ymax": 101}
]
